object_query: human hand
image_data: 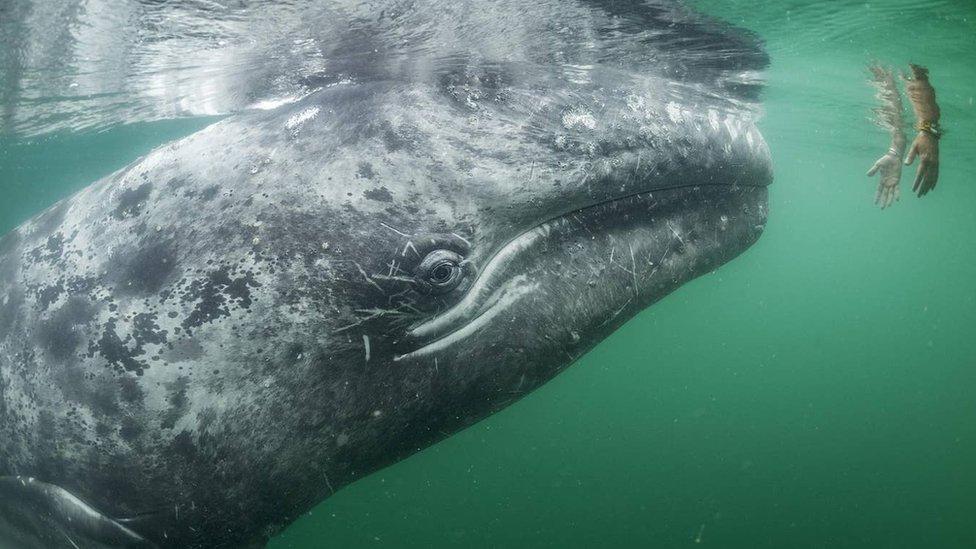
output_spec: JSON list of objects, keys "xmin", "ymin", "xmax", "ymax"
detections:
[
  {"xmin": 869, "ymin": 64, "xmax": 895, "ymax": 87},
  {"xmin": 905, "ymin": 131, "xmax": 939, "ymax": 197},
  {"xmin": 906, "ymin": 63, "xmax": 929, "ymax": 82},
  {"xmin": 866, "ymin": 150, "xmax": 902, "ymax": 209}
]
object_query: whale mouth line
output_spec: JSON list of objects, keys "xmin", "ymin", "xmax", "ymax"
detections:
[
  {"xmin": 399, "ymin": 180, "xmax": 768, "ymax": 360},
  {"xmin": 394, "ymin": 276, "xmax": 539, "ymax": 362}
]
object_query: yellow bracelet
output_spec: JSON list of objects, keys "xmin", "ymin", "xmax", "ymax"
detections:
[{"xmin": 916, "ymin": 121, "xmax": 942, "ymax": 138}]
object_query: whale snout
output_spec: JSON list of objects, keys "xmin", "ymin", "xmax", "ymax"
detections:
[{"xmin": 399, "ymin": 179, "xmax": 767, "ymax": 364}]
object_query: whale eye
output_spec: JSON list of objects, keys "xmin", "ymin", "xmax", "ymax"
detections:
[
  {"xmin": 417, "ymin": 249, "xmax": 464, "ymax": 294},
  {"xmin": 430, "ymin": 263, "xmax": 454, "ymax": 283}
]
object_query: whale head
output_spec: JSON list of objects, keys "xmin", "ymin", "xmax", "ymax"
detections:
[{"xmin": 0, "ymin": 1, "xmax": 770, "ymax": 547}]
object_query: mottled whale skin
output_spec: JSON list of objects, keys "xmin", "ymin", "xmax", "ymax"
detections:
[{"xmin": 0, "ymin": 1, "xmax": 771, "ymax": 547}]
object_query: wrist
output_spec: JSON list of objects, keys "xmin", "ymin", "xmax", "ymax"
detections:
[
  {"xmin": 916, "ymin": 120, "xmax": 942, "ymax": 139},
  {"xmin": 892, "ymin": 135, "xmax": 907, "ymax": 153}
]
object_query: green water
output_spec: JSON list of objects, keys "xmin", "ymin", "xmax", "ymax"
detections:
[{"xmin": 2, "ymin": 1, "xmax": 975, "ymax": 547}]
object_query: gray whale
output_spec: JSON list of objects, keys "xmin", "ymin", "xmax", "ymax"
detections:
[{"xmin": 0, "ymin": 0, "xmax": 772, "ymax": 547}]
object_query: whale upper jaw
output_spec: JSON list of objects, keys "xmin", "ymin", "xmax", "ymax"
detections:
[{"xmin": 398, "ymin": 94, "xmax": 774, "ymax": 360}]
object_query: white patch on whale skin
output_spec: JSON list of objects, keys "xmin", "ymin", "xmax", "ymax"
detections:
[
  {"xmin": 285, "ymin": 106, "xmax": 320, "ymax": 130},
  {"xmin": 665, "ymin": 101, "xmax": 683, "ymax": 124},
  {"xmin": 722, "ymin": 142, "xmax": 734, "ymax": 158},
  {"xmin": 707, "ymin": 108, "xmax": 721, "ymax": 133},
  {"xmin": 562, "ymin": 110, "xmax": 597, "ymax": 130},
  {"xmin": 250, "ymin": 96, "xmax": 300, "ymax": 110},
  {"xmin": 625, "ymin": 94, "xmax": 646, "ymax": 114},
  {"xmin": 723, "ymin": 116, "xmax": 741, "ymax": 141}
]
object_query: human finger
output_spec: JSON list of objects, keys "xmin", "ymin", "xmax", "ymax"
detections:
[
  {"xmin": 924, "ymin": 166, "xmax": 938, "ymax": 196},
  {"xmin": 867, "ymin": 158, "xmax": 883, "ymax": 177},
  {"xmin": 912, "ymin": 168, "xmax": 924, "ymax": 193},
  {"xmin": 905, "ymin": 143, "xmax": 918, "ymax": 165},
  {"xmin": 919, "ymin": 166, "xmax": 934, "ymax": 197}
]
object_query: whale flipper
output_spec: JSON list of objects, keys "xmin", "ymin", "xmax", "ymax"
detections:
[{"xmin": 0, "ymin": 477, "xmax": 154, "ymax": 549}]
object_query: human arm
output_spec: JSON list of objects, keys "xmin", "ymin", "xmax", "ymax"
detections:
[
  {"xmin": 866, "ymin": 65, "xmax": 906, "ymax": 209},
  {"xmin": 903, "ymin": 64, "xmax": 941, "ymax": 197}
]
